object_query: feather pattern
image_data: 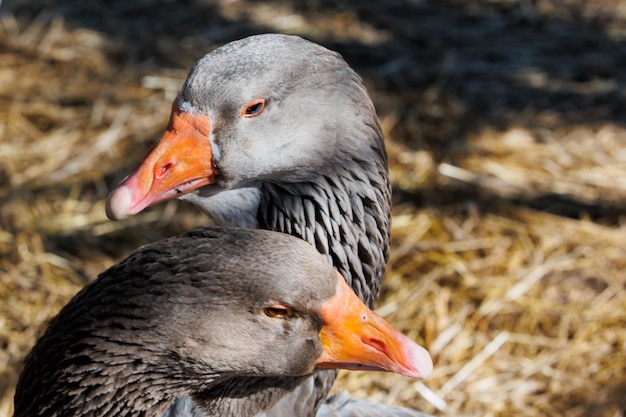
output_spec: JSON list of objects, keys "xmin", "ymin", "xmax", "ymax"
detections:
[{"xmin": 259, "ymin": 166, "xmax": 391, "ymax": 309}]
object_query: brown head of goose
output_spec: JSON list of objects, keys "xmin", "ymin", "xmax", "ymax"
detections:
[{"xmin": 14, "ymin": 227, "xmax": 432, "ymax": 417}]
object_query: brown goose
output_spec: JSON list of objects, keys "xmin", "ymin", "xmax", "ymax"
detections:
[
  {"xmin": 105, "ymin": 35, "xmax": 414, "ymax": 416},
  {"xmin": 14, "ymin": 228, "xmax": 432, "ymax": 417}
]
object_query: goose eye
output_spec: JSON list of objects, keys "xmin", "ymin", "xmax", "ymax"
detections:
[
  {"xmin": 242, "ymin": 99, "xmax": 265, "ymax": 118},
  {"xmin": 264, "ymin": 304, "xmax": 292, "ymax": 319}
]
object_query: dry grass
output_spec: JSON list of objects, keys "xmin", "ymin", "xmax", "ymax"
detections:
[{"xmin": 1, "ymin": 1, "xmax": 626, "ymax": 416}]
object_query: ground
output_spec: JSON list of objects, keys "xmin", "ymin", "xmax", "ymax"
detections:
[{"xmin": 1, "ymin": 0, "xmax": 626, "ymax": 416}]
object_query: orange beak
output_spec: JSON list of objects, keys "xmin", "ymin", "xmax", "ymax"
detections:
[
  {"xmin": 106, "ymin": 103, "xmax": 217, "ymax": 220},
  {"xmin": 316, "ymin": 272, "xmax": 433, "ymax": 379}
]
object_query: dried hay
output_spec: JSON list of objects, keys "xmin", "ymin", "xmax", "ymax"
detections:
[
  {"xmin": 440, "ymin": 124, "xmax": 626, "ymax": 210},
  {"xmin": 1, "ymin": 1, "xmax": 625, "ymax": 416},
  {"xmin": 337, "ymin": 204, "xmax": 626, "ymax": 416}
]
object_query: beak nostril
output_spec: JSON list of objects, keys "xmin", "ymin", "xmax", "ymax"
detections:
[
  {"xmin": 158, "ymin": 162, "xmax": 174, "ymax": 179},
  {"xmin": 365, "ymin": 337, "xmax": 386, "ymax": 354}
]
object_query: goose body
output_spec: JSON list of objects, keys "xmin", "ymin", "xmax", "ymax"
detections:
[{"xmin": 14, "ymin": 228, "xmax": 432, "ymax": 417}]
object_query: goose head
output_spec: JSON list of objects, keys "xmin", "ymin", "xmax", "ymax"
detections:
[
  {"xmin": 14, "ymin": 228, "xmax": 431, "ymax": 417},
  {"xmin": 105, "ymin": 34, "xmax": 386, "ymax": 225}
]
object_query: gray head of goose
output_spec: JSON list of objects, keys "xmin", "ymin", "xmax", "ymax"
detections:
[
  {"xmin": 105, "ymin": 33, "xmax": 391, "ymax": 307},
  {"xmin": 14, "ymin": 227, "xmax": 432, "ymax": 417}
]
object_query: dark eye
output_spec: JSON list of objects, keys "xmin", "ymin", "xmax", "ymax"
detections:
[
  {"xmin": 264, "ymin": 304, "xmax": 292, "ymax": 319},
  {"xmin": 242, "ymin": 99, "xmax": 265, "ymax": 118}
]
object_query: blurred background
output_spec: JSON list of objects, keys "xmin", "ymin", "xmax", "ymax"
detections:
[{"xmin": 1, "ymin": 0, "xmax": 626, "ymax": 416}]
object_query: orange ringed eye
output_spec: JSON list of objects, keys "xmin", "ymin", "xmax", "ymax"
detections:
[
  {"xmin": 264, "ymin": 304, "xmax": 291, "ymax": 319},
  {"xmin": 242, "ymin": 99, "xmax": 265, "ymax": 118}
]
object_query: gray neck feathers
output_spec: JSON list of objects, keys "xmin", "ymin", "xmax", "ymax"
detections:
[{"xmin": 258, "ymin": 158, "xmax": 391, "ymax": 308}]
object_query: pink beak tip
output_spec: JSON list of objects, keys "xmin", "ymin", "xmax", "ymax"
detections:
[
  {"xmin": 406, "ymin": 343, "xmax": 434, "ymax": 379},
  {"xmin": 105, "ymin": 186, "xmax": 132, "ymax": 221}
]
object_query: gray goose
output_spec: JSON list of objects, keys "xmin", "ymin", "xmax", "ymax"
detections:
[
  {"xmin": 14, "ymin": 228, "xmax": 432, "ymax": 417},
  {"xmin": 105, "ymin": 35, "xmax": 424, "ymax": 416}
]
